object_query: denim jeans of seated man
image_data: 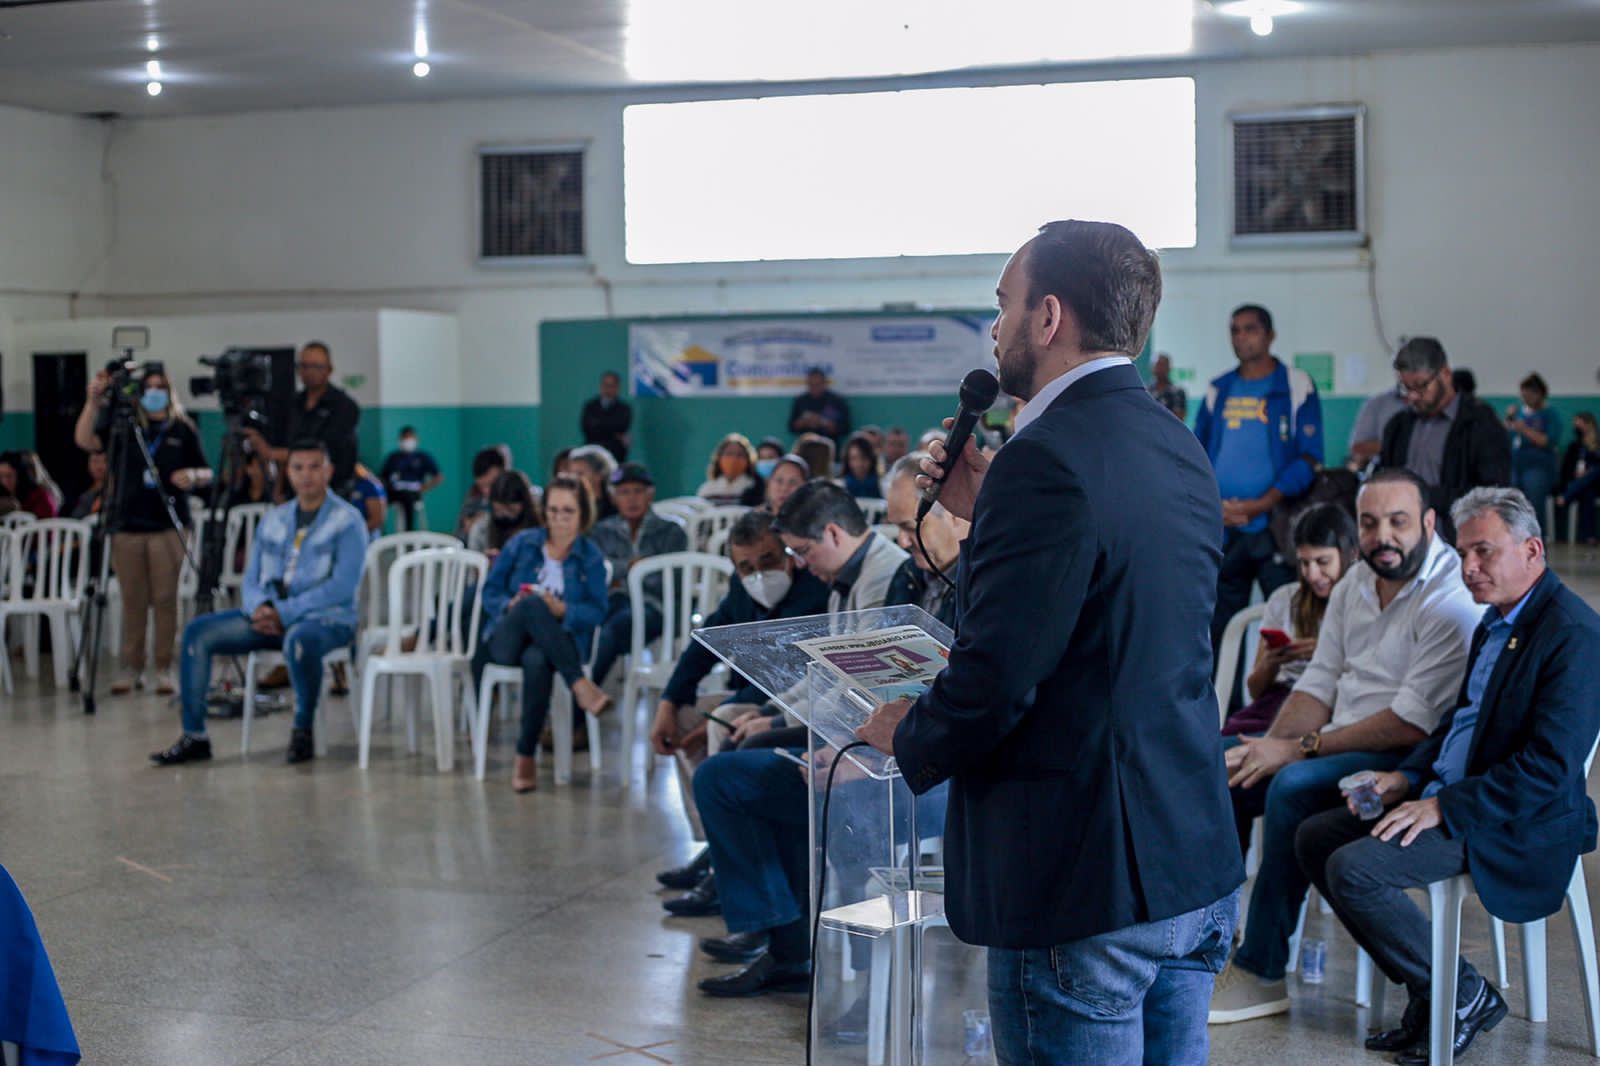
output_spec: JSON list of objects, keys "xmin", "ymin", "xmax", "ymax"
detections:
[
  {"xmin": 1224, "ymin": 735, "xmax": 1404, "ymax": 981},
  {"xmin": 988, "ymin": 888, "xmax": 1239, "ymax": 1066},
  {"xmin": 589, "ymin": 596, "xmax": 662, "ymax": 687},
  {"xmin": 180, "ymin": 610, "xmax": 355, "ymax": 734}
]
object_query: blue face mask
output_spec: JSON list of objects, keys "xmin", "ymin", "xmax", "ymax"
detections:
[
  {"xmin": 141, "ymin": 388, "xmax": 170, "ymax": 414},
  {"xmin": 755, "ymin": 458, "xmax": 779, "ymax": 479}
]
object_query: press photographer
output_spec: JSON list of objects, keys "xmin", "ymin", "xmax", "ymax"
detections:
[
  {"xmin": 239, "ymin": 341, "xmax": 360, "ymax": 496},
  {"xmin": 74, "ymin": 360, "xmax": 211, "ymax": 696}
]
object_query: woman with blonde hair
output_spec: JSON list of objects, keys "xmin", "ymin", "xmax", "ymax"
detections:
[{"xmin": 74, "ymin": 364, "xmax": 212, "ymax": 694}]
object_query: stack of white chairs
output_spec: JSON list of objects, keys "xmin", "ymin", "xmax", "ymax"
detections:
[
  {"xmin": 358, "ymin": 547, "xmax": 488, "ymax": 772},
  {"xmin": 0, "ymin": 518, "xmax": 91, "ymax": 693},
  {"xmin": 618, "ymin": 551, "xmax": 734, "ymax": 786},
  {"xmin": 654, "ymin": 497, "xmax": 708, "ymax": 528}
]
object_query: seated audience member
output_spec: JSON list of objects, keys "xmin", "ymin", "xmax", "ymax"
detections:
[
  {"xmin": 648, "ymin": 510, "xmax": 830, "ymax": 885},
  {"xmin": 466, "ymin": 470, "xmax": 541, "ymax": 558},
  {"xmin": 1555, "ymin": 411, "xmax": 1600, "ymax": 545},
  {"xmin": 568, "ymin": 443, "xmax": 620, "ymax": 522},
  {"xmin": 840, "ymin": 433, "xmax": 882, "ymax": 499},
  {"xmin": 882, "ymin": 426, "xmax": 910, "ymax": 466},
  {"xmin": 1347, "ymin": 384, "xmax": 1409, "ymax": 470},
  {"xmin": 228, "ymin": 450, "xmax": 276, "ymax": 507},
  {"xmin": 589, "ymin": 463, "xmax": 689, "ymax": 687},
  {"xmin": 1224, "ymin": 504, "xmax": 1359, "ymax": 738},
  {"xmin": 753, "ymin": 437, "xmax": 785, "ymax": 481},
  {"xmin": 660, "ymin": 483, "xmax": 908, "ymax": 922},
  {"xmin": 151, "ymin": 441, "xmax": 367, "ymax": 767},
  {"xmin": 0, "ymin": 450, "xmax": 58, "ymax": 518},
  {"xmin": 455, "ymin": 446, "xmax": 506, "ymax": 542},
  {"xmin": 1209, "ymin": 468, "xmax": 1480, "ymax": 1024},
  {"xmin": 787, "ymin": 366, "xmax": 850, "ymax": 444},
  {"xmin": 791, "ymin": 432, "xmax": 837, "ymax": 481},
  {"xmin": 856, "ymin": 424, "xmax": 883, "ymax": 452},
  {"xmin": 379, "ymin": 425, "xmax": 444, "ymax": 531},
  {"xmin": 1379, "ymin": 338, "xmax": 1511, "ymax": 542},
  {"xmin": 881, "ymin": 454, "xmax": 965, "ymax": 625},
  {"xmin": 68, "ymin": 450, "xmax": 109, "ymax": 519},
  {"xmin": 760, "ymin": 455, "xmax": 809, "ymax": 514},
  {"xmin": 550, "ymin": 447, "xmax": 574, "ymax": 480},
  {"xmin": 347, "ymin": 462, "xmax": 387, "ymax": 539},
  {"xmin": 471, "ymin": 475, "xmax": 610, "ymax": 794},
  {"xmin": 916, "ymin": 427, "xmax": 945, "ymax": 450},
  {"xmin": 682, "ymin": 479, "xmax": 947, "ymax": 999},
  {"xmin": 697, "ymin": 433, "xmax": 763, "ymax": 506},
  {"xmin": 1296, "ymin": 487, "xmax": 1600, "ymax": 1064}
]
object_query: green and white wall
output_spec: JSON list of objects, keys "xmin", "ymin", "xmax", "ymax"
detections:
[{"xmin": 3, "ymin": 43, "xmax": 1598, "ymax": 494}]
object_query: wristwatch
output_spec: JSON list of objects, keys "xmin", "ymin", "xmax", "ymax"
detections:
[{"xmin": 1299, "ymin": 731, "xmax": 1323, "ymax": 758}]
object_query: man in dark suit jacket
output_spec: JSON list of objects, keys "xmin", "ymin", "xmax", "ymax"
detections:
[
  {"xmin": 1379, "ymin": 337, "xmax": 1511, "ymax": 543},
  {"xmin": 1296, "ymin": 486, "xmax": 1600, "ymax": 1065},
  {"xmin": 857, "ymin": 220, "xmax": 1244, "ymax": 1065}
]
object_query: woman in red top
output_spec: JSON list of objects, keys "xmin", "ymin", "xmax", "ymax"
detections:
[{"xmin": 0, "ymin": 451, "xmax": 58, "ymax": 519}]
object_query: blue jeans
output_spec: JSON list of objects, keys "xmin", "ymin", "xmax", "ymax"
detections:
[
  {"xmin": 589, "ymin": 595, "xmax": 661, "ymax": 686},
  {"xmin": 470, "ymin": 596, "xmax": 585, "ymax": 757},
  {"xmin": 1228, "ymin": 744, "xmax": 1404, "ymax": 980},
  {"xmin": 180, "ymin": 610, "xmax": 354, "ymax": 734},
  {"xmin": 1514, "ymin": 451, "xmax": 1557, "ymax": 538},
  {"xmin": 694, "ymin": 748, "xmax": 947, "ymax": 943},
  {"xmin": 988, "ymin": 889, "xmax": 1238, "ymax": 1066}
]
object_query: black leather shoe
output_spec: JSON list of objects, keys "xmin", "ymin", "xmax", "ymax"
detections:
[
  {"xmin": 663, "ymin": 873, "xmax": 720, "ymax": 917},
  {"xmin": 286, "ymin": 728, "xmax": 315, "ymax": 765},
  {"xmin": 1367, "ymin": 994, "xmax": 1429, "ymax": 1052},
  {"xmin": 151, "ymin": 735, "xmax": 213, "ymax": 766},
  {"xmin": 658, "ymin": 848, "xmax": 713, "ymax": 890},
  {"xmin": 698, "ymin": 952, "xmax": 811, "ymax": 998},
  {"xmin": 1394, "ymin": 981, "xmax": 1507, "ymax": 1065},
  {"xmin": 700, "ymin": 930, "xmax": 769, "ymax": 964},
  {"xmin": 825, "ymin": 992, "xmax": 872, "ymax": 1045}
]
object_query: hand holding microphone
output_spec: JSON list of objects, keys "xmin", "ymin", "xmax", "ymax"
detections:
[{"xmin": 917, "ymin": 369, "xmax": 999, "ymax": 523}]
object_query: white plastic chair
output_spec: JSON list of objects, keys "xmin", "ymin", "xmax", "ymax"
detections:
[
  {"xmin": 856, "ymin": 497, "xmax": 889, "ymax": 525},
  {"xmin": 654, "ymin": 500, "xmax": 705, "ymax": 528},
  {"xmin": 470, "ymin": 559, "xmax": 613, "ymax": 784},
  {"xmin": 687, "ymin": 505, "xmax": 749, "ymax": 552},
  {"xmin": 706, "ymin": 526, "xmax": 733, "ymax": 557},
  {"xmin": 1213, "ymin": 602, "xmax": 1267, "ymax": 725},
  {"xmin": 357, "ymin": 531, "xmax": 460, "ymax": 668},
  {"xmin": 0, "ymin": 512, "xmax": 36, "ymax": 531},
  {"xmin": 357, "ymin": 548, "xmax": 487, "ymax": 772},
  {"xmin": 618, "ymin": 552, "xmax": 734, "ymax": 787},
  {"xmin": 219, "ymin": 503, "xmax": 270, "ymax": 604},
  {"xmin": 1363, "ymin": 738, "xmax": 1600, "ymax": 1064},
  {"xmin": 240, "ymin": 644, "xmax": 355, "ymax": 757},
  {"xmin": 0, "ymin": 518, "xmax": 90, "ymax": 693}
]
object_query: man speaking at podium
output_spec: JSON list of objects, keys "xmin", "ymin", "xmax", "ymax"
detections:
[{"xmin": 858, "ymin": 220, "xmax": 1245, "ymax": 1065}]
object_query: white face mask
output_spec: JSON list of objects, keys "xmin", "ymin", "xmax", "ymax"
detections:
[
  {"xmin": 400, "ymin": 438, "xmax": 418, "ymax": 453},
  {"xmin": 741, "ymin": 568, "xmax": 793, "ymax": 610}
]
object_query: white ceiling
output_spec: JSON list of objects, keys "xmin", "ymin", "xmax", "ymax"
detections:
[{"xmin": 1, "ymin": 0, "xmax": 1598, "ymax": 117}]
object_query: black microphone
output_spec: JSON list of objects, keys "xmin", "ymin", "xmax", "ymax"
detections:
[{"xmin": 918, "ymin": 368, "xmax": 1000, "ymax": 521}]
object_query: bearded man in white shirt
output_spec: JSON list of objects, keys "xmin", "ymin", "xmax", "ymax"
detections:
[{"xmin": 1209, "ymin": 467, "xmax": 1481, "ymax": 1024}]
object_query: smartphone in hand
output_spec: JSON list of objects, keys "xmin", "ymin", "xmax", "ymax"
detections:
[{"xmin": 1260, "ymin": 628, "xmax": 1293, "ymax": 650}]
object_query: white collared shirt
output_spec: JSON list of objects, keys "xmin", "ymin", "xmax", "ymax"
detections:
[
  {"xmin": 1292, "ymin": 533, "xmax": 1481, "ymax": 733},
  {"xmin": 1013, "ymin": 356, "xmax": 1133, "ymax": 435}
]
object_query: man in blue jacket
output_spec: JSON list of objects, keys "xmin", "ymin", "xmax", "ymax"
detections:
[
  {"xmin": 1296, "ymin": 486, "xmax": 1600, "ymax": 1064},
  {"xmin": 152, "ymin": 440, "xmax": 368, "ymax": 766},
  {"xmin": 1194, "ymin": 305, "xmax": 1324, "ymax": 660}
]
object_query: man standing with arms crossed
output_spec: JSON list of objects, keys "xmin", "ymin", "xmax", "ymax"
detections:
[{"xmin": 858, "ymin": 220, "xmax": 1243, "ymax": 1064}]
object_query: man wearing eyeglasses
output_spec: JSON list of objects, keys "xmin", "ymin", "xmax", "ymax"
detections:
[
  {"xmin": 244, "ymin": 341, "xmax": 362, "ymax": 497},
  {"xmin": 1379, "ymin": 337, "xmax": 1510, "ymax": 543}
]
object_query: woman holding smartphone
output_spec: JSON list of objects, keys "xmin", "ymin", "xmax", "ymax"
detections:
[
  {"xmin": 1225, "ymin": 504, "xmax": 1359, "ymax": 737},
  {"xmin": 472, "ymin": 474, "xmax": 610, "ymax": 793}
]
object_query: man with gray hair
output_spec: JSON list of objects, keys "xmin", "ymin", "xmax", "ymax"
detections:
[
  {"xmin": 1379, "ymin": 337, "xmax": 1511, "ymax": 542},
  {"xmin": 567, "ymin": 443, "xmax": 620, "ymax": 522},
  {"xmin": 1295, "ymin": 486, "xmax": 1600, "ymax": 1063}
]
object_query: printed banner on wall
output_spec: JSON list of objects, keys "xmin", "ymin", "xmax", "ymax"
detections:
[{"xmin": 630, "ymin": 316, "xmax": 993, "ymax": 398}]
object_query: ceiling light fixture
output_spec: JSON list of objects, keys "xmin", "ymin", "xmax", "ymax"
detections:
[
  {"xmin": 1250, "ymin": 13, "xmax": 1273, "ymax": 35},
  {"xmin": 412, "ymin": 60, "xmax": 430, "ymax": 77},
  {"xmin": 145, "ymin": 34, "xmax": 159, "ymax": 52},
  {"xmin": 146, "ymin": 59, "xmax": 161, "ymax": 78},
  {"xmin": 1213, "ymin": 0, "xmax": 1301, "ymax": 35},
  {"xmin": 146, "ymin": 81, "xmax": 162, "ymax": 96},
  {"xmin": 413, "ymin": 26, "xmax": 429, "ymax": 59}
]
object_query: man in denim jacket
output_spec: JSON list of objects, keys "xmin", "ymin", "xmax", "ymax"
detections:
[{"xmin": 152, "ymin": 440, "xmax": 368, "ymax": 767}]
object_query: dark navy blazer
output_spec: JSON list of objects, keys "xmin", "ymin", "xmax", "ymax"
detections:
[
  {"xmin": 893, "ymin": 362, "xmax": 1245, "ymax": 949},
  {"xmin": 1398, "ymin": 567, "xmax": 1600, "ymax": 923}
]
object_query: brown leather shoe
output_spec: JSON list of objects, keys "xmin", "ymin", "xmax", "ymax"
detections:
[{"xmin": 512, "ymin": 755, "xmax": 538, "ymax": 793}]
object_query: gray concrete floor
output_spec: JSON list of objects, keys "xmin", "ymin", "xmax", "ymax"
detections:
[{"xmin": 4, "ymin": 545, "xmax": 1600, "ymax": 1064}]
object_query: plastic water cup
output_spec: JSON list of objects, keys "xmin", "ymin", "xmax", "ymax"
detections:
[
  {"xmin": 963, "ymin": 1009, "xmax": 992, "ymax": 1056},
  {"xmin": 1339, "ymin": 770, "xmax": 1386, "ymax": 821}
]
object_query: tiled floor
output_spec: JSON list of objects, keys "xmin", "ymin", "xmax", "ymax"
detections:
[{"xmin": 5, "ymin": 544, "xmax": 1600, "ymax": 1064}]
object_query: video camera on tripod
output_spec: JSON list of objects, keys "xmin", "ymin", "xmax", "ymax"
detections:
[
  {"xmin": 103, "ymin": 356, "xmax": 166, "ymax": 413},
  {"xmin": 191, "ymin": 348, "xmax": 274, "ymax": 424}
]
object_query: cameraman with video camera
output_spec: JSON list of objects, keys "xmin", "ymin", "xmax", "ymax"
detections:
[
  {"xmin": 241, "ymin": 341, "xmax": 360, "ymax": 496},
  {"xmin": 75, "ymin": 362, "xmax": 211, "ymax": 696}
]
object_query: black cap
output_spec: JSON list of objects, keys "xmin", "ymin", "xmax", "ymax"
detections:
[{"xmin": 610, "ymin": 462, "xmax": 653, "ymax": 487}]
